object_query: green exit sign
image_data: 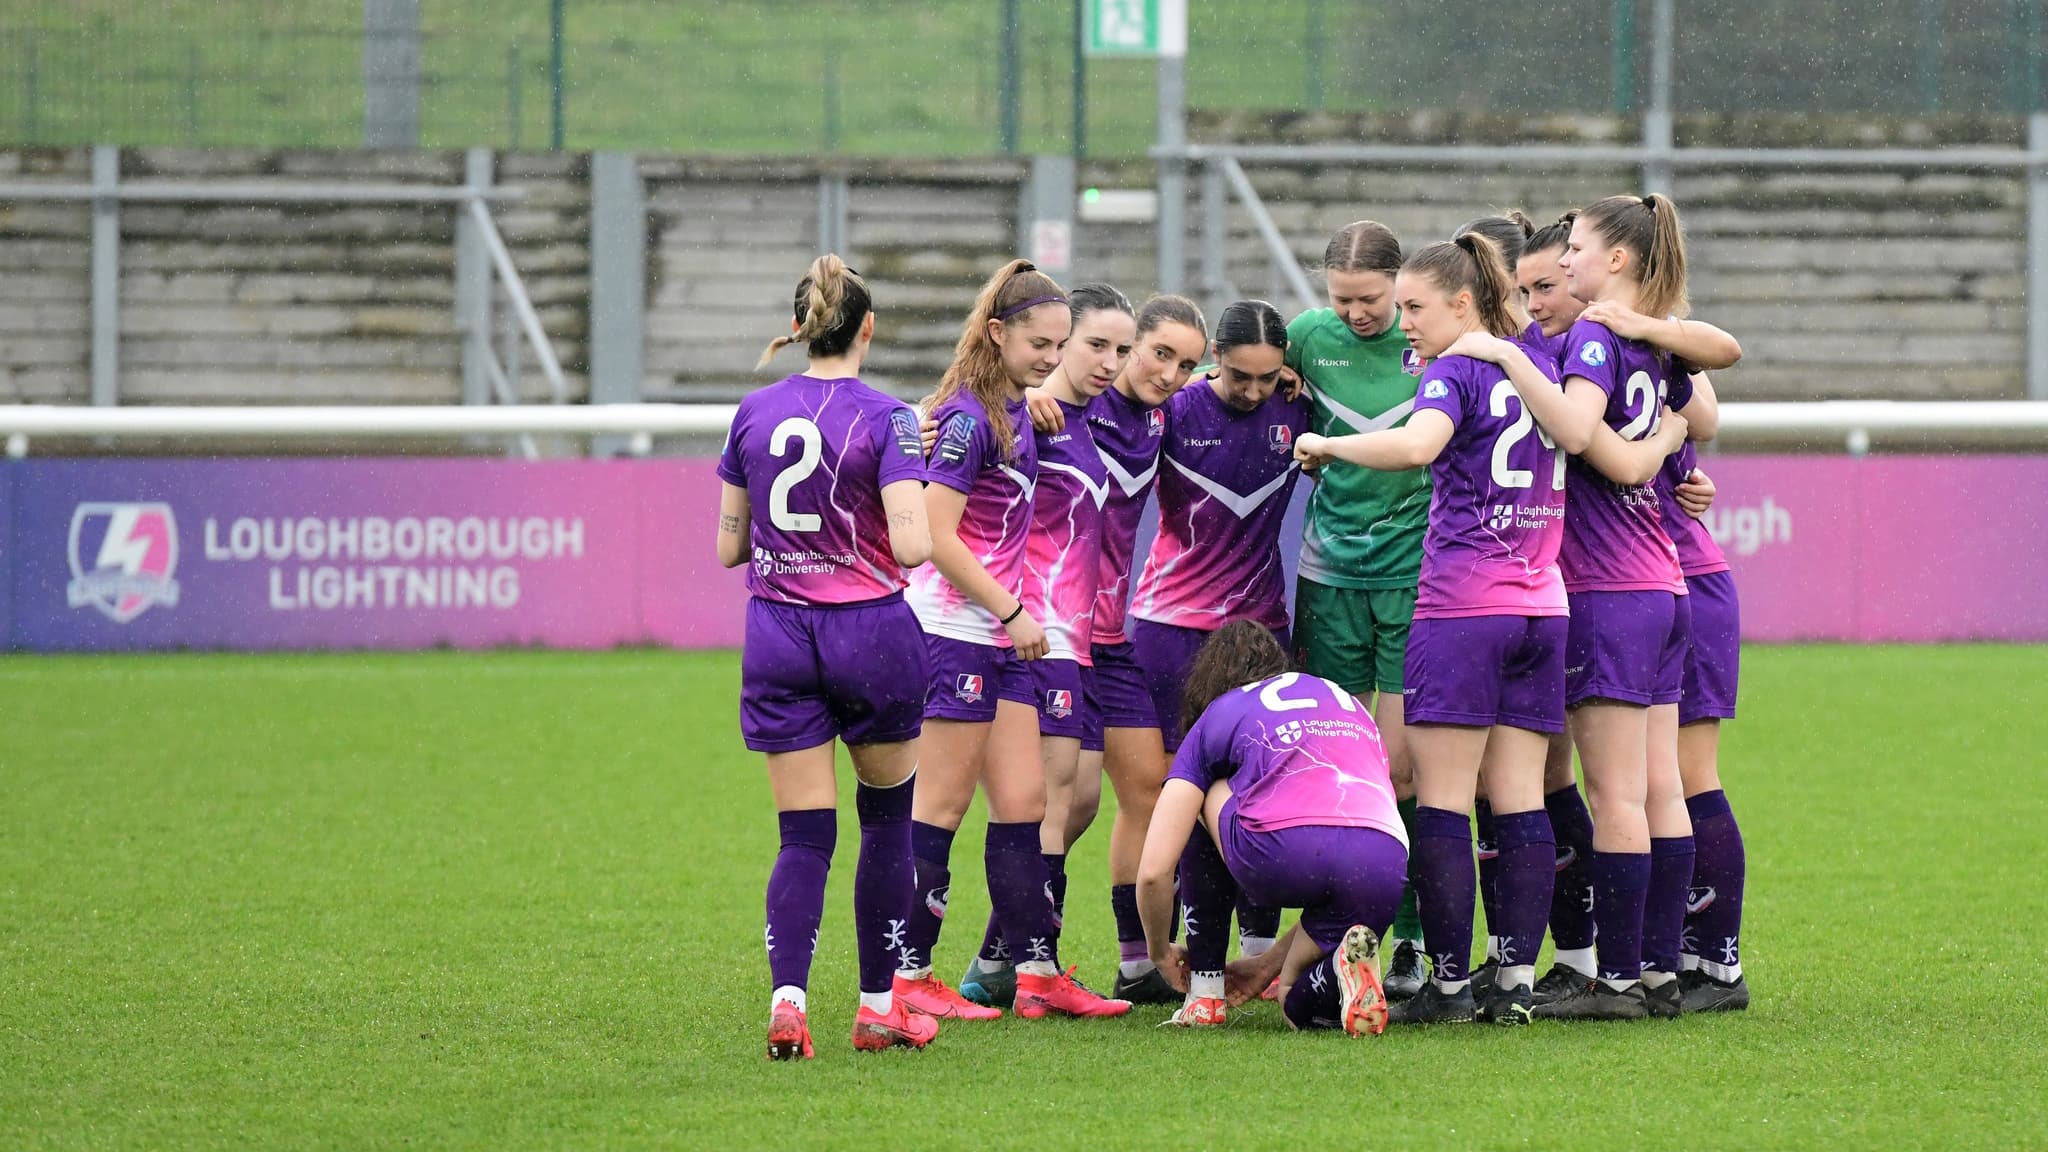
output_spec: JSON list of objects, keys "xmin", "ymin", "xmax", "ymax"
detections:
[{"xmin": 1085, "ymin": 0, "xmax": 1186, "ymax": 58}]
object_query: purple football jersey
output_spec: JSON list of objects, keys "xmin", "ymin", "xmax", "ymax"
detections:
[
  {"xmin": 716, "ymin": 374, "xmax": 926, "ymax": 605},
  {"xmin": 1129, "ymin": 380, "xmax": 1308, "ymax": 632},
  {"xmin": 1409, "ymin": 353, "xmax": 1568, "ymax": 619},
  {"xmin": 1023, "ymin": 399, "xmax": 1108, "ymax": 662},
  {"xmin": 906, "ymin": 394, "xmax": 1039, "ymax": 646},
  {"xmin": 1087, "ymin": 385, "xmax": 1167, "ymax": 644},
  {"xmin": 1519, "ymin": 320, "xmax": 1567, "ymax": 374},
  {"xmin": 1555, "ymin": 319, "xmax": 1685, "ymax": 594},
  {"xmin": 1657, "ymin": 373, "xmax": 1730, "ymax": 577},
  {"xmin": 1167, "ymin": 672, "xmax": 1405, "ymax": 843}
]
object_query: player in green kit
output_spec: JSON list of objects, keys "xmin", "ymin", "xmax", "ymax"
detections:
[{"xmin": 1287, "ymin": 220, "xmax": 1434, "ymax": 999}]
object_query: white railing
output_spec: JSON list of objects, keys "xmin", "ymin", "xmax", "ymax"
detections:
[{"xmin": 2, "ymin": 402, "xmax": 2045, "ymax": 457}]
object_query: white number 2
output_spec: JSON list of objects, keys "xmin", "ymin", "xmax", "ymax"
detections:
[
  {"xmin": 1254, "ymin": 672, "xmax": 1358, "ymax": 713},
  {"xmin": 1616, "ymin": 370, "xmax": 1666, "ymax": 441},
  {"xmin": 1488, "ymin": 380, "xmax": 1566, "ymax": 492},
  {"xmin": 767, "ymin": 417, "xmax": 823, "ymax": 533}
]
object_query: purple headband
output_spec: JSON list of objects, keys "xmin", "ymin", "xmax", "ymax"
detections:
[{"xmin": 994, "ymin": 295, "xmax": 1067, "ymax": 322}]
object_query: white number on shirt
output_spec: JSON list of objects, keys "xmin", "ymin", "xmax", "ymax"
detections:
[
  {"xmin": 1616, "ymin": 370, "xmax": 1666, "ymax": 441},
  {"xmin": 1252, "ymin": 672, "xmax": 1358, "ymax": 713},
  {"xmin": 1488, "ymin": 380, "xmax": 1566, "ymax": 492},
  {"xmin": 767, "ymin": 417, "xmax": 824, "ymax": 533}
]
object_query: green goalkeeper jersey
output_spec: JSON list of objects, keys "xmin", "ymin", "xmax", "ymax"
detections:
[{"xmin": 1286, "ymin": 308, "xmax": 1432, "ymax": 591}]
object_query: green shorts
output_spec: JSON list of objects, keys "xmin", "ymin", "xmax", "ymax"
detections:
[{"xmin": 1292, "ymin": 577, "xmax": 1416, "ymax": 696}]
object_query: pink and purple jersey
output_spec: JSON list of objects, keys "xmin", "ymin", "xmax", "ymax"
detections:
[
  {"xmin": 1023, "ymin": 399, "xmax": 1108, "ymax": 662},
  {"xmin": 906, "ymin": 394, "xmax": 1039, "ymax": 647},
  {"xmin": 1129, "ymin": 380, "xmax": 1308, "ymax": 632},
  {"xmin": 1409, "ymin": 353, "xmax": 1568, "ymax": 619},
  {"xmin": 1087, "ymin": 385, "xmax": 1167, "ymax": 644},
  {"xmin": 1556, "ymin": 319, "xmax": 1686, "ymax": 595},
  {"xmin": 716, "ymin": 373, "xmax": 926, "ymax": 606},
  {"xmin": 1657, "ymin": 373, "xmax": 1730, "ymax": 577},
  {"xmin": 1167, "ymin": 671, "xmax": 1405, "ymax": 844}
]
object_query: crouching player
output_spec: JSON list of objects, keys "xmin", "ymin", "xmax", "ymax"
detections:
[
  {"xmin": 1133, "ymin": 621, "xmax": 1408, "ymax": 1035},
  {"xmin": 719, "ymin": 255, "xmax": 939, "ymax": 1058}
]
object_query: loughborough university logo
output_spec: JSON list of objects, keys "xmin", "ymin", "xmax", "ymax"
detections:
[{"xmin": 66, "ymin": 503, "xmax": 181, "ymax": 623}]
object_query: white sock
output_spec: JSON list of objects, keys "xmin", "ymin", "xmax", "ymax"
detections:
[
  {"xmin": 1239, "ymin": 935, "xmax": 1276, "ymax": 959},
  {"xmin": 1016, "ymin": 959, "xmax": 1057, "ymax": 978},
  {"xmin": 1118, "ymin": 958, "xmax": 1157, "ymax": 979},
  {"xmin": 1700, "ymin": 957, "xmax": 1743, "ymax": 983},
  {"xmin": 772, "ymin": 985, "xmax": 807, "ymax": 1014},
  {"xmin": 1485, "ymin": 935, "xmax": 1503, "ymax": 963},
  {"xmin": 1681, "ymin": 952, "xmax": 1701, "ymax": 972},
  {"xmin": 1553, "ymin": 946, "xmax": 1597, "ymax": 977},
  {"xmin": 1434, "ymin": 976, "xmax": 1472, "ymax": 994},
  {"xmin": 973, "ymin": 956, "xmax": 1012, "ymax": 974},
  {"xmin": 1598, "ymin": 976, "xmax": 1637, "ymax": 993},
  {"xmin": 859, "ymin": 990, "xmax": 893, "ymax": 1015},
  {"xmin": 1641, "ymin": 969, "xmax": 1678, "ymax": 989},
  {"xmin": 1499, "ymin": 964, "xmax": 1536, "ymax": 993},
  {"xmin": 897, "ymin": 965, "xmax": 932, "ymax": 982},
  {"xmin": 1191, "ymin": 971, "xmax": 1225, "ymax": 999}
]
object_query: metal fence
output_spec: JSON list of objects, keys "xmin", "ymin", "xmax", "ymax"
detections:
[{"xmin": 4, "ymin": 1, "xmax": 2043, "ymax": 155}]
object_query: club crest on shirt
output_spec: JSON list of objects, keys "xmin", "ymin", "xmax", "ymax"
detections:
[
  {"xmin": 937, "ymin": 412, "xmax": 978, "ymax": 464},
  {"xmin": 1579, "ymin": 341, "xmax": 1608, "ymax": 368},
  {"xmin": 1146, "ymin": 408, "xmax": 1166, "ymax": 437},
  {"xmin": 1401, "ymin": 347, "xmax": 1424, "ymax": 376},
  {"xmin": 955, "ymin": 673, "xmax": 985, "ymax": 703},
  {"xmin": 889, "ymin": 407, "xmax": 924, "ymax": 457},
  {"xmin": 1423, "ymin": 379, "xmax": 1449, "ymax": 400},
  {"xmin": 1275, "ymin": 720, "xmax": 1304, "ymax": 745},
  {"xmin": 1267, "ymin": 424, "xmax": 1294, "ymax": 454},
  {"xmin": 753, "ymin": 547, "xmax": 774, "ymax": 579},
  {"xmin": 1044, "ymin": 689, "xmax": 1073, "ymax": 719}
]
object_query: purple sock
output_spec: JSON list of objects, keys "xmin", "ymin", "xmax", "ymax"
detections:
[
  {"xmin": 765, "ymin": 809, "xmax": 837, "ymax": 994},
  {"xmin": 1684, "ymin": 790, "xmax": 1747, "ymax": 979},
  {"xmin": 1592, "ymin": 850, "xmax": 1651, "ymax": 985},
  {"xmin": 853, "ymin": 779, "xmax": 915, "ymax": 995},
  {"xmin": 1235, "ymin": 892, "xmax": 1282, "ymax": 943},
  {"xmin": 902, "ymin": 821, "xmax": 954, "ymax": 974},
  {"xmin": 1044, "ymin": 852, "xmax": 1068, "ymax": 931},
  {"xmin": 1545, "ymin": 785, "xmax": 1597, "ymax": 954},
  {"xmin": 1473, "ymin": 797, "xmax": 1501, "ymax": 945},
  {"xmin": 1111, "ymin": 883, "xmax": 1147, "ymax": 962},
  {"xmin": 975, "ymin": 912, "xmax": 1010, "ymax": 967},
  {"xmin": 1644, "ymin": 836, "xmax": 1696, "ymax": 977},
  {"xmin": 1489, "ymin": 809, "xmax": 1556, "ymax": 973},
  {"xmin": 1281, "ymin": 953, "xmax": 1342, "ymax": 1030},
  {"xmin": 984, "ymin": 822, "xmax": 1060, "ymax": 967},
  {"xmin": 1177, "ymin": 827, "xmax": 1237, "ymax": 975},
  {"xmin": 1412, "ymin": 806, "xmax": 1477, "ymax": 984}
]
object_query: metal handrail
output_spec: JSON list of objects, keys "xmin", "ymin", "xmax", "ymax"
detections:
[
  {"xmin": 0, "ymin": 183, "xmax": 525, "ymax": 202},
  {"xmin": 1164, "ymin": 143, "xmax": 2048, "ymax": 169},
  {"xmin": 1218, "ymin": 157, "xmax": 1319, "ymax": 315},
  {"xmin": 467, "ymin": 197, "xmax": 569, "ymax": 406}
]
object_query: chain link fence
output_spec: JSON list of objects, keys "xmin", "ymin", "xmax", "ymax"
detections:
[{"xmin": 2, "ymin": 1, "xmax": 2042, "ymax": 154}]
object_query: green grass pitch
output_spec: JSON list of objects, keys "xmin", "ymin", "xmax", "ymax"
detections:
[{"xmin": 3, "ymin": 645, "xmax": 2045, "ymax": 1149}]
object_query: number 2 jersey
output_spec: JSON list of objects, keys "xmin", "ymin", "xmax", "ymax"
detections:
[
  {"xmin": 1167, "ymin": 671, "xmax": 1405, "ymax": 844},
  {"xmin": 716, "ymin": 373, "xmax": 927, "ymax": 605},
  {"xmin": 1556, "ymin": 319, "xmax": 1686, "ymax": 594},
  {"xmin": 906, "ymin": 394, "xmax": 1039, "ymax": 647},
  {"xmin": 1409, "ymin": 352, "xmax": 1568, "ymax": 619}
]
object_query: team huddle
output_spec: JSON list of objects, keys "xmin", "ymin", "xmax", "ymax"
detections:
[{"xmin": 716, "ymin": 193, "xmax": 1752, "ymax": 1059}]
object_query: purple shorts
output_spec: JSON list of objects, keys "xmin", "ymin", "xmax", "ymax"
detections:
[
  {"xmin": 740, "ymin": 594, "xmax": 927, "ymax": 752},
  {"xmin": 1089, "ymin": 639, "xmax": 1155, "ymax": 737},
  {"xmin": 1565, "ymin": 590, "xmax": 1687, "ymax": 709},
  {"xmin": 1680, "ymin": 569, "xmax": 1740, "ymax": 725},
  {"xmin": 1030, "ymin": 658, "xmax": 1097, "ymax": 742},
  {"xmin": 1404, "ymin": 614, "xmax": 1568, "ymax": 734},
  {"xmin": 1131, "ymin": 618, "xmax": 1292, "ymax": 753},
  {"xmin": 1219, "ymin": 802, "xmax": 1409, "ymax": 951},
  {"xmin": 923, "ymin": 633, "xmax": 1032, "ymax": 723}
]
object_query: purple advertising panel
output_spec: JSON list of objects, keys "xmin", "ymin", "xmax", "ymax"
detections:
[{"xmin": 2, "ymin": 455, "xmax": 2043, "ymax": 651}]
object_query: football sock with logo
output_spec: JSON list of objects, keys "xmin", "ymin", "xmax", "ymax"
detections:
[
  {"xmin": 1490, "ymin": 809, "xmax": 1556, "ymax": 991},
  {"xmin": 974, "ymin": 914, "xmax": 1012, "ymax": 970},
  {"xmin": 1412, "ymin": 806, "xmax": 1476, "ymax": 988},
  {"xmin": 984, "ymin": 822, "xmax": 1061, "ymax": 972},
  {"xmin": 1235, "ymin": 892, "xmax": 1282, "ymax": 957},
  {"xmin": 1684, "ymin": 790, "xmax": 1746, "ymax": 980},
  {"xmin": 1282, "ymin": 953, "xmax": 1343, "ymax": 1030},
  {"xmin": 1111, "ymin": 884, "xmax": 1152, "ymax": 973},
  {"xmin": 1177, "ymin": 826, "xmax": 1237, "ymax": 977},
  {"xmin": 766, "ymin": 809, "xmax": 836, "ymax": 998},
  {"xmin": 1391, "ymin": 796, "xmax": 1423, "ymax": 941},
  {"xmin": 1545, "ymin": 784, "xmax": 1598, "ymax": 964},
  {"xmin": 1592, "ymin": 850, "xmax": 1651, "ymax": 988},
  {"xmin": 853, "ymin": 776, "xmax": 915, "ymax": 1004},
  {"xmin": 1473, "ymin": 797, "xmax": 1502, "ymax": 959},
  {"xmin": 1642, "ymin": 836, "xmax": 1696, "ymax": 984},
  {"xmin": 900, "ymin": 820, "xmax": 954, "ymax": 977}
]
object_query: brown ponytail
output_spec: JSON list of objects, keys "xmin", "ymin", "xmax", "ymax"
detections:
[
  {"xmin": 926, "ymin": 258, "xmax": 1066, "ymax": 462},
  {"xmin": 1404, "ymin": 234, "xmax": 1520, "ymax": 339},
  {"xmin": 1582, "ymin": 194, "xmax": 1690, "ymax": 320},
  {"xmin": 758, "ymin": 252, "xmax": 872, "ymax": 368}
]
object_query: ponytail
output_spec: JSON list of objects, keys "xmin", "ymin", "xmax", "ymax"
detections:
[
  {"xmin": 1455, "ymin": 212, "xmax": 1536, "ymax": 273},
  {"xmin": 927, "ymin": 258, "xmax": 1066, "ymax": 462},
  {"xmin": 1523, "ymin": 210, "xmax": 1578, "ymax": 261},
  {"xmin": 758, "ymin": 252, "xmax": 872, "ymax": 368},
  {"xmin": 1582, "ymin": 194, "xmax": 1690, "ymax": 319},
  {"xmin": 1404, "ymin": 235, "xmax": 1519, "ymax": 340}
]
